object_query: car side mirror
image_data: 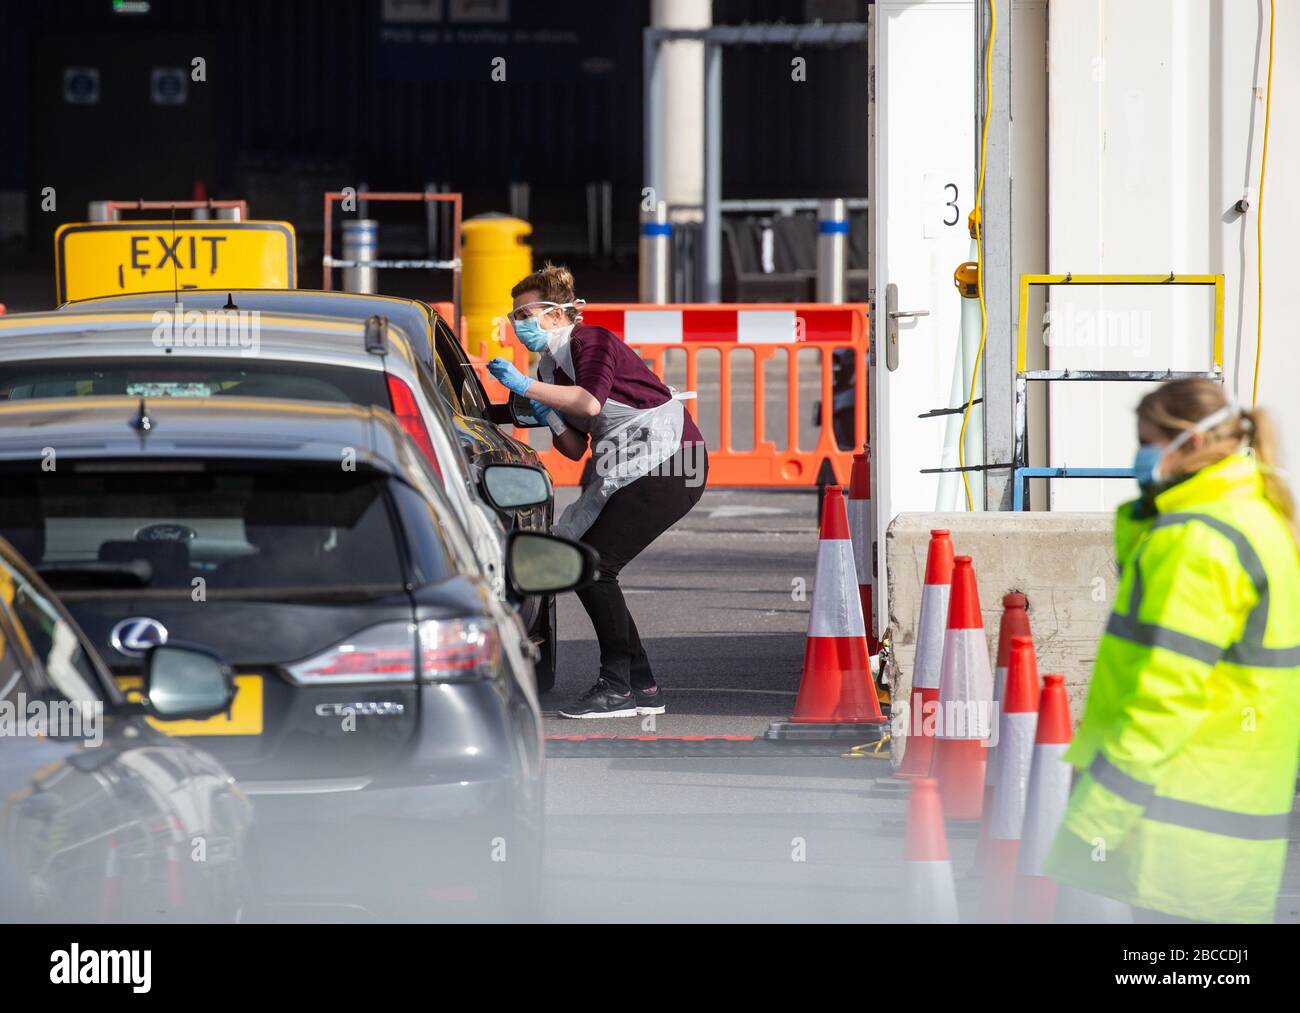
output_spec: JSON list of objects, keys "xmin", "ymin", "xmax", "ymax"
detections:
[
  {"xmin": 481, "ymin": 463, "xmax": 552, "ymax": 511},
  {"xmin": 505, "ymin": 531, "xmax": 599, "ymax": 596},
  {"xmin": 487, "ymin": 394, "xmax": 546, "ymax": 428},
  {"xmin": 143, "ymin": 643, "xmax": 236, "ymax": 721}
]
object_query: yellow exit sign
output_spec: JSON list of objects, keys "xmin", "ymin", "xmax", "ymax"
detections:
[{"xmin": 54, "ymin": 220, "xmax": 297, "ymax": 303}]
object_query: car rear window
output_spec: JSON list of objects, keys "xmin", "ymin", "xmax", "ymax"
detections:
[
  {"xmin": 0, "ymin": 357, "xmax": 388, "ymax": 407},
  {"xmin": 0, "ymin": 463, "xmax": 447, "ymax": 594}
]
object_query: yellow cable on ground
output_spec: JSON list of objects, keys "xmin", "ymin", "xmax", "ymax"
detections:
[
  {"xmin": 959, "ymin": 0, "xmax": 995, "ymax": 510},
  {"xmin": 1252, "ymin": 0, "xmax": 1275, "ymax": 408}
]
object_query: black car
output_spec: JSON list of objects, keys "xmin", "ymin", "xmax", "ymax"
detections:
[
  {"xmin": 0, "ymin": 533, "xmax": 253, "ymax": 923},
  {"xmin": 0, "ymin": 396, "xmax": 594, "ymax": 921},
  {"xmin": 59, "ymin": 288, "xmax": 563, "ymax": 689}
]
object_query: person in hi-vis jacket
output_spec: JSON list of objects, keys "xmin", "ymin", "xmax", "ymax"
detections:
[
  {"xmin": 1044, "ymin": 378, "xmax": 1300, "ymax": 923},
  {"xmin": 487, "ymin": 264, "xmax": 708, "ymax": 719}
]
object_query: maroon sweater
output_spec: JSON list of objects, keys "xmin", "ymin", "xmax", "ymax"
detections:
[{"xmin": 551, "ymin": 324, "xmax": 705, "ymax": 445}]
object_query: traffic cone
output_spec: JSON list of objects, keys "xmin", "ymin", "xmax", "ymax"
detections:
[
  {"xmin": 904, "ymin": 777, "xmax": 959, "ymax": 923},
  {"xmin": 981, "ymin": 635, "xmax": 1040, "ymax": 920},
  {"xmin": 1015, "ymin": 673, "xmax": 1073, "ymax": 923},
  {"xmin": 981, "ymin": 593, "xmax": 1031, "ymax": 820},
  {"xmin": 897, "ymin": 529, "xmax": 953, "ymax": 777},
  {"xmin": 930, "ymin": 556, "xmax": 994, "ymax": 819},
  {"xmin": 766, "ymin": 487, "xmax": 888, "ymax": 741},
  {"xmin": 846, "ymin": 451, "xmax": 881, "ymax": 654}
]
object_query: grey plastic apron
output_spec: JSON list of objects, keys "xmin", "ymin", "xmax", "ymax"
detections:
[{"xmin": 540, "ymin": 327, "xmax": 694, "ymax": 541}]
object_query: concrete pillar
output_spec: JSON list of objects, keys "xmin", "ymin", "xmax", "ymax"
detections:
[{"xmin": 650, "ymin": 0, "xmax": 712, "ymax": 211}]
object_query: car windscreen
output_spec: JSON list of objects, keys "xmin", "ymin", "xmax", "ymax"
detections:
[
  {"xmin": 0, "ymin": 463, "xmax": 443, "ymax": 595},
  {"xmin": 0, "ymin": 357, "xmax": 387, "ymax": 406}
]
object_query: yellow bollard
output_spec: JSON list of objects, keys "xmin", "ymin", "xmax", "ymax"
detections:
[{"xmin": 462, "ymin": 214, "xmax": 532, "ymax": 358}]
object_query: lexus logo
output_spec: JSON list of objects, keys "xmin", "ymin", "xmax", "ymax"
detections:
[{"xmin": 109, "ymin": 617, "xmax": 169, "ymax": 658}]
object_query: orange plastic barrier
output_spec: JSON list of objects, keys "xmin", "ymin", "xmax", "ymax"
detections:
[{"xmin": 467, "ymin": 303, "xmax": 869, "ymax": 488}]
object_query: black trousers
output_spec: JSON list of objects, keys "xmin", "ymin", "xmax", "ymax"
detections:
[{"xmin": 574, "ymin": 445, "xmax": 708, "ymax": 695}]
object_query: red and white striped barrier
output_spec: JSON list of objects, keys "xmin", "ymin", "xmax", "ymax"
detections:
[
  {"xmin": 1015, "ymin": 673, "xmax": 1073, "ymax": 923},
  {"xmin": 904, "ymin": 777, "xmax": 960, "ymax": 923},
  {"xmin": 982, "ymin": 635, "xmax": 1041, "ymax": 921},
  {"xmin": 931, "ymin": 556, "xmax": 994, "ymax": 820},
  {"xmin": 579, "ymin": 303, "xmax": 866, "ymax": 344},
  {"xmin": 897, "ymin": 528, "xmax": 953, "ymax": 777}
]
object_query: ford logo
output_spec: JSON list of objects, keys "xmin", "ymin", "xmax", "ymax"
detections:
[
  {"xmin": 109, "ymin": 617, "xmax": 169, "ymax": 658},
  {"xmin": 135, "ymin": 523, "xmax": 196, "ymax": 542}
]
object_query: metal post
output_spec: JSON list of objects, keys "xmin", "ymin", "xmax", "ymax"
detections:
[
  {"xmin": 424, "ymin": 182, "xmax": 440, "ymax": 258},
  {"xmin": 702, "ymin": 39, "xmax": 722, "ymax": 302},
  {"xmin": 816, "ymin": 198, "xmax": 849, "ymax": 302},
  {"xmin": 215, "ymin": 206, "xmax": 241, "ymax": 221},
  {"xmin": 600, "ymin": 181, "xmax": 613, "ymax": 257},
  {"xmin": 586, "ymin": 182, "xmax": 600, "ymax": 258},
  {"xmin": 639, "ymin": 200, "xmax": 672, "ymax": 303},
  {"xmin": 342, "ymin": 218, "xmax": 378, "ymax": 294},
  {"xmin": 508, "ymin": 182, "xmax": 530, "ymax": 222},
  {"xmin": 88, "ymin": 200, "xmax": 113, "ymax": 222},
  {"xmin": 981, "ymin": 0, "xmax": 1015, "ymax": 510}
]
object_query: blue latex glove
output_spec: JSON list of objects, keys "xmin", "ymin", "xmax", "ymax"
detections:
[
  {"xmin": 528, "ymin": 399, "xmax": 554, "ymax": 424},
  {"xmin": 486, "ymin": 357, "xmax": 533, "ymax": 396}
]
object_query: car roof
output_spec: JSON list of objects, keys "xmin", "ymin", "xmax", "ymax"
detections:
[
  {"xmin": 0, "ymin": 395, "xmax": 422, "ymax": 476},
  {"xmin": 0, "ymin": 308, "xmax": 422, "ymax": 374},
  {"xmin": 59, "ymin": 289, "xmax": 440, "ymax": 354}
]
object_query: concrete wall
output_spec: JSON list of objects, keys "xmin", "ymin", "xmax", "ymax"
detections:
[{"xmin": 884, "ymin": 511, "xmax": 1115, "ymax": 743}]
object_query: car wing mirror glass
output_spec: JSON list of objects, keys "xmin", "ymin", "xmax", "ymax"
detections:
[
  {"xmin": 481, "ymin": 463, "xmax": 552, "ymax": 510},
  {"xmin": 506, "ymin": 531, "xmax": 599, "ymax": 596},
  {"xmin": 508, "ymin": 392, "xmax": 546, "ymax": 428},
  {"xmin": 144, "ymin": 644, "xmax": 236, "ymax": 721}
]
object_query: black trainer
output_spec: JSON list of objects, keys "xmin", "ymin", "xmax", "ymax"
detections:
[
  {"xmin": 558, "ymin": 680, "xmax": 638, "ymax": 719},
  {"xmin": 634, "ymin": 684, "xmax": 666, "ymax": 716}
]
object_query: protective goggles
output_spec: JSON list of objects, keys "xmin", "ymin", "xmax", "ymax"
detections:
[{"xmin": 507, "ymin": 299, "xmax": 586, "ymax": 323}]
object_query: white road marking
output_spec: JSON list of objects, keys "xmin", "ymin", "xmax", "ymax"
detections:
[{"xmin": 702, "ymin": 505, "xmax": 792, "ymax": 520}]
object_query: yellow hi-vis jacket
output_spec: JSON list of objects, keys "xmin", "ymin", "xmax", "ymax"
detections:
[{"xmin": 1044, "ymin": 452, "xmax": 1300, "ymax": 922}]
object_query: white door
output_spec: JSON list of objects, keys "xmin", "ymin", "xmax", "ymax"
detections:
[{"xmin": 870, "ymin": 0, "xmax": 976, "ymax": 617}]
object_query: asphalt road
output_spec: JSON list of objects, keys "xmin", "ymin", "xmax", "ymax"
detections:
[
  {"xmin": 543, "ymin": 485, "xmax": 823, "ymax": 735},
  {"xmin": 536, "ymin": 485, "xmax": 1300, "ymax": 924}
]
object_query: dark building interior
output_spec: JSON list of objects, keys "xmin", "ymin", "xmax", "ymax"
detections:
[{"xmin": 0, "ymin": 0, "xmax": 868, "ymax": 307}]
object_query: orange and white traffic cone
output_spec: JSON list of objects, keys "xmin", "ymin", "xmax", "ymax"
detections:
[
  {"xmin": 846, "ymin": 451, "xmax": 881, "ymax": 655},
  {"xmin": 897, "ymin": 529, "xmax": 953, "ymax": 777},
  {"xmin": 930, "ymin": 556, "xmax": 993, "ymax": 819},
  {"xmin": 767, "ymin": 487, "xmax": 888, "ymax": 741},
  {"xmin": 1015, "ymin": 672, "xmax": 1072, "ymax": 923},
  {"xmin": 980, "ymin": 592, "xmax": 1031, "ymax": 828},
  {"xmin": 904, "ymin": 777, "xmax": 959, "ymax": 923},
  {"xmin": 981, "ymin": 635, "xmax": 1040, "ymax": 920}
]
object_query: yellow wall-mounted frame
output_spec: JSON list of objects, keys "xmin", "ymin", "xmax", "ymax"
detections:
[{"xmin": 1016, "ymin": 273, "xmax": 1225, "ymax": 373}]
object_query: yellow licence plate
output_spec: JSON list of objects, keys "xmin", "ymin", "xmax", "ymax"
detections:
[{"xmin": 116, "ymin": 674, "xmax": 264, "ymax": 736}]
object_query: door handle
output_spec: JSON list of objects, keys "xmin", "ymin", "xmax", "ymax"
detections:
[{"xmin": 884, "ymin": 284, "xmax": 930, "ymax": 371}]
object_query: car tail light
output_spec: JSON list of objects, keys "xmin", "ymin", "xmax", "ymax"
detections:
[
  {"xmin": 286, "ymin": 622, "xmax": 417, "ymax": 684},
  {"xmin": 419, "ymin": 618, "xmax": 501, "ymax": 681},
  {"xmin": 285, "ymin": 619, "xmax": 501, "ymax": 685},
  {"xmin": 386, "ymin": 375, "xmax": 443, "ymax": 479}
]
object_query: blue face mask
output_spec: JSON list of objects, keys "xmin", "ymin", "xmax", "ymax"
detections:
[
  {"xmin": 1133, "ymin": 443, "xmax": 1166, "ymax": 490},
  {"xmin": 511, "ymin": 315, "xmax": 550, "ymax": 353}
]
